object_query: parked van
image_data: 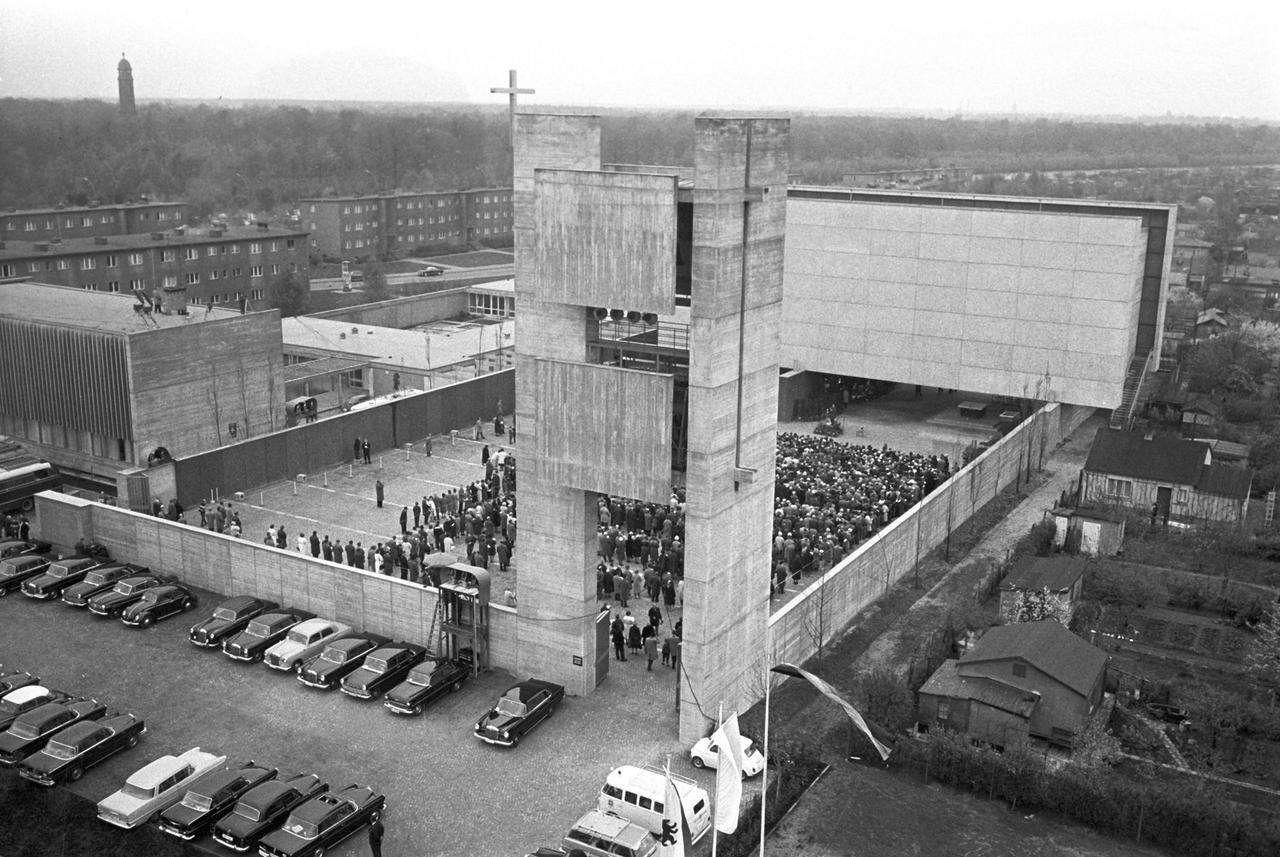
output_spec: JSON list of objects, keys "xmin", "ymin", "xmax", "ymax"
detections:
[
  {"xmin": 562, "ymin": 810, "xmax": 657, "ymax": 857},
  {"xmin": 598, "ymin": 765, "xmax": 712, "ymax": 844}
]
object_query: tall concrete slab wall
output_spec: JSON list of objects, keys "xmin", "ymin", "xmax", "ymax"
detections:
[
  {"xmin": 306, "ymin": 288, "xmax": 470, "ymax": 328},
  {"xmin": 31, "ymin": 493, "xmax": 518, "ymax": 669}
]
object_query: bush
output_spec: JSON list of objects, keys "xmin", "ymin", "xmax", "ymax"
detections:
[
  {"xmin": 1029, "ymin": 519, "xmax": 1057, "ymax": 556},
  {"xmin": 714, "ymin": 742, "xmax": 827, "ymax": 857},
  {"xmin": 1223, "ymin": 396, "xmax": 1274, "ymax": 423}
]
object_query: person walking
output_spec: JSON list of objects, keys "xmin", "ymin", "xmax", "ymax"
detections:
[
  {"xmin": 473, "ymin": 418, "xmax": 484, "ymax": 441},
  {"xmin": 611, "ymin": 617, "xmax": 626, "ymax": 661},
  {"xmin": 375, "ymin": 479, "xmax": 385, "ymax": 508},
  {"xmin": 424, "ymin": 435, "xmax": 433, "ymax": 457},
  {"xmin": 643, "ymin": 633, "xmax": 658, "ymax": 671},
  {"xmin": 368, "ymin": 814, "xmax": 384, "ymax": 857}
]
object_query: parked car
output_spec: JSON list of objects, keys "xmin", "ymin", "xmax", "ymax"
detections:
[
  {"xmin": 189, "ymin": 596, "xmax": 280, "ymax": 648},
  {"xmin": 96, "ymin": 746, "xmax": 227, "ymax": 829},
  {"xmin": 340, "ymin": 642, "xmax": 428, "ymax": 700},
  {"xmin": 1146, "ymin": 702, "xmax": 1190, "ymax": 726},
  {"xmin": 157, "ymin": 761, "xmax": 277, "ymax": 841},
  {"xmin": 0, "ymin": 539, "xmax": 51, "ymax": 560},
  {"xmin": 0, "ymin": 686, "xmax": 71, "ymax": 731},
  {"xmin": 87, "ymin": 573, "xmax": 169, "ymax": 617},
  {"xmin": 0, "ymin": 670, "xmax": 39, "ymax": 696},
  {"xmin": 16, "ymin": 712, "xmax": 146, "ymax": 786},
  {"xmin": 474, "ymin": 679, "xmax": 565, "ymax": 747},
  {"xmin": 60, "ymin": 563, "xmax": 147, "ymax": 607},
  {"xmin": 417, "ymin": 265, "xmax": 444, "ymax": 277},
  {"xmin": 296, "ymin": 634, "xmax": 391, "ymax": 690},
  {"xmin": 263, "ymin": 619, "xmax": 353, "ymax": 671},
  {"xmin": 22, "ymin": 556, "xmax": 110, "ymax": 599},
  {"xmin": 0, "ymin": 554, "xmax": 53, "ymax": 596},
  {"xmin": 120, "ymin": 584, "xmax": 197, "ymax": 627},
  {"xmin": 689, "ymin": 732, "xmax": 765, "ymax": 777},
  {"xmin": 561, "ymin": 810, "xmax": 658, "ymax": 857},
  {"xmin": 257, "ymin": 784, "xmax": 386, "ymax": 857},
  {"xmin": 383, "ymin": 658, "xmax": 470, "ymax": 715},
  {"xmin": 222, "ymin": 609, "xmax": 316, "ymax": 663},
  {"xmin": 0, "ymin": 698, "xmax": 107, "ymax": 766},
  {"xmin": 211, "ymin": 772, "xmax": 328, "ymax": 853}
]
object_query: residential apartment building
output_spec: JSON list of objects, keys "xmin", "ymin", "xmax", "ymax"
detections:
[
  {"xmin": 0, "ymin": 223, "xmax": 309, "ymax": 309},
  {"xmin": 299, "ymin": 188, "xmax": 513, "ymax": 260},
  {"xmin": 0, "ymin": 200, "xmax": 187, "ymax": 243}
]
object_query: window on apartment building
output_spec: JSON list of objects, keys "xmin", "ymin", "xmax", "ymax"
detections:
[
  {"xmin": 936, "ymin": 701, "xmax": 951, "ymax": 720},
  {"xmin": 79, "ymin": 216, "xmax": 92, "ymax": 227},
  {"xmin": 83, "ymin": 282, "xmax": 97, "ymax": 291},
  {"xmin": 209, "ymin": 270, "xmax": 219, "ymax": 280},
  {"xmin": 208, "ymin": 247, "xmax": 218, "ymax": 257},
  {"xmin": 56, "ymin": 260, "xmax": 70, "ymax": 270},
  {"xmin": 106, "ymin": 281, "xmax": 120, "ymax": 293},
  {"xmin": 128, "ymin": 252, "xmax": 144, "ymax": 266},
  {"xmin": 161, "ymin": 250, "xmax": 175, "ymax": 263},
  {"xmin": 251, "ymin": 288, "xmax": 264, "ymax": 300},
  {"xmin": 342, "ymin": 206, "xmax": 351, "ymax": 215},
  {"xmin": 185, "ymin": 272, "xmax": 200, "ymax": 285},
  {"xmin": 163, "ymin": 275, "xmax": 177, "ymax": 288},
  {"xmin": 1176, "ymin": 487, "xmax": 1189, "ymax": 504},
  {"xmin": 0, "ymin": 263, "xmax": 15, "ymax": 278},
  {"xmin": 102, "ymin": 214, "xmax": 112, "ymax": 224},
  {"xmin": 27, "ymin": 262, "xmax": 40, "ymax": 273},
  {"xmin": 185, "ymin": 248, "xmax": 199, "ymax": 261},
  {"xmin": 24, "ymin": 221, "xmax": 35, "ymax": 231},
  {"xmin": 64, "ymin": 218, "xmax": 74, "ymax": 228},
  {"xmin": 271, "ymin": 264, "xmax": 280, "ymax": 275},
  {"xmin": 232, "ymin": 267, "xmax": 241, "ymax": 277},
  {"xmin": 80, "ymin": 258, "xmax": 96, "ymax": 270},
  {"xmin": 343, "ymin": 240, "xmax": 352, "ymax": 250},
  {"xmin": 249, "ymin": 242, "xmax": 262, "ymax": 254},
  {"xmin": 355, "ymin": 239, "xmax": 364, "ymax": 249},
  {"xmin": 251, "ymin": 265, "xmax": 263, "ymax": 278},
  {"xmin": 105, "ymin": 254, "xmax": 118, "ymax": 267},
  {"xmin": 130, "ymin": 278, "xmax": 145, "ymax": 290},
  {"xmin": 288, "ymin": 262, "xmax": 297, "ymax": 273},
  {"xmin": 1106, "ymin": 478, "xmax": 1133, "ymax": 499},
  {"xmin": 230, "ymin": 244, "xmax": 240, "ymax": 254},
  {"xmin": 269, "ymin": 240, "xmax": 279, "ymax": 252},
  {"xmin": 354, "ymin": 223, "xmax": 363, "ymax": 232}
]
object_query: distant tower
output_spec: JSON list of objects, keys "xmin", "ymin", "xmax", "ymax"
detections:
[{"xmin": 118, "ymin": 53, "xmax": 136, "ymax": 116}]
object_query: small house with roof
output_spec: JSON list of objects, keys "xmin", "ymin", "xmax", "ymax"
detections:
[
  {"xmin": 998, "ymin": 556, "xmax": 1088, "ymax": 625},
  {"xmin": 1080, "ymin": 429, "xmax": 1252, "ymax": 525},
  {"xmin": 917, "ymin": 620, "xmax": 1109, "ymax": 748}
]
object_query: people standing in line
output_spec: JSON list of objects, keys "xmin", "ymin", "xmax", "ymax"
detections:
[
  {"xmin": 309, "ymin": 531, "xmax": 321, "ymax": 557},
  {"xmin": 375, "ymin": 479, "xmax": 385, "ymax": 508},
  {"xmin": 296, "ymin": 532, "xmax": 308, "ymax": 553},
  {"xmin": 276, "ymin": 527, "xmax": 288, "ymax": 550},
  {"xmin": 322, "ymin": 536, "xmax": 333, "ymax": 563}
]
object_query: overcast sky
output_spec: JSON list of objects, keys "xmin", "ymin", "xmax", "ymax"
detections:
[{"xmin": 2, "ymin": 0, "xmax": 1277, "ymax": 120}]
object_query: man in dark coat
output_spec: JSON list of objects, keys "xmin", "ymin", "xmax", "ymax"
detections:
[
  {"xmin": 309, "ymin": 531, "xmax": 320, "ymax": 558},
  {"xmin": 375, "ymin": 479, "xmax": 385, "ymax": 508},
  {"xmin": 399, "ymin": 506, "xmax": 408, "ymax": 534},
  {"xmin": 321, "ymin": 536, "xmax": 333, "ymax": 563},
  {"xmin": 368, "ymin": 815, "xmax": 384, "ymax": 857},
  {"xmin": 362, "ymin": 438, "xmax": 371, "ymax": 465},
  {"xmin": 412, "ymin": 501, "xmax": 421, "ymax": 529},
  {"xmin": 345, "ymin": 540, "xmax": 356, "ymax": 565}
]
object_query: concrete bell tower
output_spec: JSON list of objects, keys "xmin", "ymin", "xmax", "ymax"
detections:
[{"xmin": 118, "ymin": 53, "xmax": 136, "ymax": 116}]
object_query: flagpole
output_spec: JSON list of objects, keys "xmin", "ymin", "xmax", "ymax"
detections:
[
  {"xmin": 712, "ymin": 701, "xmax": 723, "ymax": 857},
  {"xmin": 758, "ymin": 631, "xmax": 771, "ymax": 856}
]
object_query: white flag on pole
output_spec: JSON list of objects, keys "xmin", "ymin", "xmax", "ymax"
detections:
[{"xmin": 712, "ymin": 713, "xmax": 746, "ymax": 833}]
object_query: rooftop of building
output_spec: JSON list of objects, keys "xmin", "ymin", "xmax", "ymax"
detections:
[
  {"xmin": 788, "ymin": 184, "xmax": 1178, "ymax": 216},
  {"xmin": 1, "ymin": 200, "xmax": 183, "ymax": 218},
  {"xmin": 467, "ymin": 278, "xmax": 514, "ymax": 295},
  {"xmin": 1001, "ymin": 556, "xmax": 1088, "ymax": 594},
  {"xmin": 281, "ymin": 315, "xmax": 513, "ymax": 371},
  {"xmin": 0, "ymin": 224, "xmax": 308, "ymax": 260},
  {"xmin": 297, "ymin": 187, "xmax": 511, "ymax": 204},
  {"xmin": 959, "ymin": 620, "xmax": 1108, "ymax": 698},
  {"xmin": 0, "ymin": 281, "xmax": 247, "ymax": 334}
]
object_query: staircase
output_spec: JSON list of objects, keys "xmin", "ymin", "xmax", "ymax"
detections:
[{"xmin": 1110, "ymin": 350, "xmax": 1153, "ymax": 430}]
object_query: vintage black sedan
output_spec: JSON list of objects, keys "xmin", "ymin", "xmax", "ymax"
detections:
[
  {"xmin": 222, "ymin": 609, "xmax": 316, "ymax": 663},
  {"xmin": 257, "ymin": 784, "xmax": 385, "ymax": 857},
  {"xmin": 60, "ymin": 563, "xmax": 148, "ymax": 607},
  {"xmin": 121, "ymin": 584, "xmax": 196, "ymax": 628},
  {"xmin": 157, "ymin": 761, "xmax": 277, "ymax": 841},
  {"xmin": 473, "ymin": 679, "xmax": 565, "ymax": 747},
  {"xmin": 86, "ymin": 573, "xmax": 168, "ymax": 616},
  {"xmin": 0, "ymin": 698, "xmax": 107, "ymax": 766},
  {"xmin": 0, "ymin": 670, "xmax": 39, "ymax": 695},
  {"xmin": 0, "ymin": 554, "xmax": 53, "ymax": 596},
  {"xmin": 0, "ymin": 686, "xmax": 71, "ymax": 731},
  {"xmin": 383, "ymin": 658, "xmax": 470, "ymax": 715},
  {"xmin": 16, "ymin": 712, "xmax": 145, "ymax": 786},
  {"xmin": 0, "ymin": 539, "xmax": 51, "ymax": 560},
  {"xmin": 210, "ymin": 772, "xmax": 328, "ymax": 853},
  {"xmin": 189, "ymin": 596, "xmax": 280, "ymax": 648},
  {"xmin": 22, "ymin": 556, "xmax": 111, "ymax": 599},
  {"xmin": 296, "ymin": 634, "xmax": 391, "ymax": 690},
  {"xmin": 339, "ymin": 642, "xmax": 428, "ymax": 700}
]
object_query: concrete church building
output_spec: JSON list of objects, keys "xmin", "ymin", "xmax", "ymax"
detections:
[{"xmin": 513, "ymin": 113, "xmax": 1173, "ymax": 743}]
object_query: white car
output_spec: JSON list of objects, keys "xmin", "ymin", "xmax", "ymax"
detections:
[
  {"xmin": 689, "ymin": 733, "xmax": 765, "ymax": 777},
  {"xmin": 96, "ymin": 747, "xmax": 227, "ymax": 829},
  {"xmin": 263, "ymin": 619, "xmax": 353, "ymax": 671}
]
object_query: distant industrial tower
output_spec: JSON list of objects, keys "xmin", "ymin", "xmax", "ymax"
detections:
[{"xmin": 118, "ymin": 53, "xmax": 135, "ymax": 115}]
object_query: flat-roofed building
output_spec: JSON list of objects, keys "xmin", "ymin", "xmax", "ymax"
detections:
[
  {"xmin": 0, "ymin": 223, "xmax": 309, "ymax": 310},
  {"xmin": 0, "ymin": 281, "xmax": 283, "ymax": 488},
  {"xmin": 0, "ymin": 200, "xmax": 187, "ymax": 243}
]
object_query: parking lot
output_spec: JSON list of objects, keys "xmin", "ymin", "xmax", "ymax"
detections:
[{"xmin": 0, "ymin": 588, "xmax": 716, "ymax": 857}]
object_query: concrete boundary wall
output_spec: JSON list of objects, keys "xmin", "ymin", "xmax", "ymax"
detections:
[
  {"xmin": 766, "ymin": 402, "xmax": 1093, "ymax": 672},
  {"xmin": 31, "ymin": 493, "xmax": 518, "ymax": 668},
  {"xmin": 306, "ymin": 287, "xmax": 470, "ymax": 328}
]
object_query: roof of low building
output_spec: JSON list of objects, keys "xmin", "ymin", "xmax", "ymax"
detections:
[
  {"xmin": 281, "ymin": 315, "xmax": 512, "ymax": 371},
  {"xmin": 1085, "ymin": 428, "xmax": 1209, "ymax": 486},
  {"xmin": 918, "ymin": 659, "xmax": 1039, "ymax": 718},
  {"xmin": 0, "ymin": 281, "xmax": 245, "ymax": 333},
  {"xmin": 1196, "ymin": 463, "xmax": 1253, "ymax": 499},
  {"xmin": 1196, "ymin": 308, "xmax": 1229, "ymax": 327},
  {"xmin": 1001, "ymin": 556, "xmax": 1087, "ymax": 594},
  {"xmin": 0, "ymin": 225, "xmax": 307, "ymax": 261},
  {"xmin": 959, "ymin": 620, "xmax": 1108, "ymax": 698}
]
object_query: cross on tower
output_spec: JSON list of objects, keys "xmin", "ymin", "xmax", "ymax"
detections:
[{"xmin": 490, "ymin": 69, "xmax": 534, "ymax": 148}]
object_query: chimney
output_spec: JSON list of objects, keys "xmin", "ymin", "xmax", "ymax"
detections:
[{"xmin": 257, "ymin": 221, "xmax": 269, "ymax": 231}]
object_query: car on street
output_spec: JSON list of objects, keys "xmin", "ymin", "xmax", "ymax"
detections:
[
  {"xmin": 383, "ymin": 658, "xmax": 470, "ymax": 715},
  {"xmin": 189, "ymin": 596, "xmax": 280, "ymax": 648},
  {"xmin": 222, "ymin": 609, "xmax": 316, "ymax": 663},
  {"xmin": 340, "ymin": 642, "xmax": 428, "ymax": 700},
  {"xmin": 474, "ymin": 679, "xmax": 565, "ymax": 747},
  {"xmin": 121, "ymin": 584, "xmax": 197, "ymax": 627},
  {"xmin": 689, "ymin": 732, "xmax": 765, "ymax": 777},
  {"xmin": 561, "ymin": 810, "xmax": 659, "ymax": 857},
  {"xmin": 86, "ymin": 573, "xmax": 169, "ymax": 617},
  {"xmin": 21, "ymin": 556, "xmax": 111, "ymax": 599},
  {"xmin": 0, "ymin": 539, "xmax": 51, "ymax": 560},
  {"xmin": 0, "ymin": 697, "xmax": 107, "ymax": 765},
  {"xmin": 417, "ymin": 265, "xmax": 444, "ymax": 277},
  {"xmin": 296, "ymin": 634, "xmax": 390, "ymax": 690},
  {"xmin": 263, "ymin": 618, "xmax": 353, "ymax": 671},
  {"xmin": 96, "ymin": 746, "xmax": 228, "ymax": 829},
  {"xmin": 0, "ymin": 553, "xmax": 53, "ymax": 596},
  {"xmin": 211, "ymin": 772, "xmax": 329, "ymax": 853},
  {"xmin": 0, "ymin": 685, "xmax": 71, "ymax": 731},
  {"xmin": 0, "ymin": 669, "xmax": 39, "ymax": 695},
  {"xmin": 16, "ymin": 712, "xmax": 146, "ymax": 786},
  {"xmin": 157, "ymin": 761, "xmax": 278, "ymax": 841},
  {"xmin": 257, "ymin": 783, "xmax": 386, "ymax": 857},
  {"xmin": 60, "ymin": 563, "xmax": 147, "ymax": 607}
]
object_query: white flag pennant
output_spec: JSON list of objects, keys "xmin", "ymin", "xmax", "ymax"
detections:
[{"xmin": 712, "ymin": 713, "xmax": 745, "ymax": 833}]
